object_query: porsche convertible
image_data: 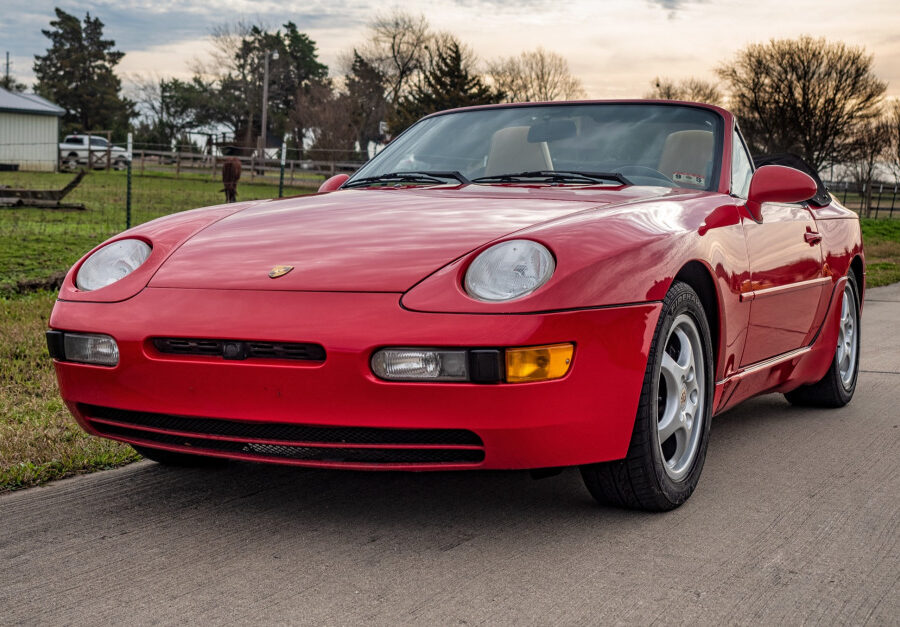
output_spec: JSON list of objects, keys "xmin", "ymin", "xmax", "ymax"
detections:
[{"xmin": 47, "ymin": 101, "xmax": 864, "ymax": 511}]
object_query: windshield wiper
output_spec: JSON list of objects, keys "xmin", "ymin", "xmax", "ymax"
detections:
[
  {"xmin": 343, "ymin": 170, "xmax": 471, "ymax": 188},
  {"xmin": 472, "ymin": 170, "xmax": 631, "ymax": 185}
]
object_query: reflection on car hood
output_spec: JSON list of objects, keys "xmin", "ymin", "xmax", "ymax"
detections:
[{"xmin": 148, "ymin": 184, "xmax": 684, "ymax": 292}]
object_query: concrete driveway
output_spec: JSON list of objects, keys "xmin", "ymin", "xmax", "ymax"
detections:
[{"xmin": 1, "ymin": 284, "xmax": 898, "ymax": 625}]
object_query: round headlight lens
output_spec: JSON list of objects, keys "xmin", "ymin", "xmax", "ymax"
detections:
[
  {"xmin": 76, "ymin": 239, "xmax": 152, "ymax": 291},
  {"xmin": 464, "ymin": 239, "xmax": 555, "ymax": 302}
]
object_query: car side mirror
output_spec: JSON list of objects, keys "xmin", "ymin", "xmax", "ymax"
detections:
[
  {"xmin": 318, "ymin": 173, "xmax": 349, "ymax": 193},
  {"xmin": 745, "ymin": 165, "xmax": 818, "ymax": 222}
]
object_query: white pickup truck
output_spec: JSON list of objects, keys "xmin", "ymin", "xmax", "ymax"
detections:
[{"xmin": 59, "ymin": 135, "xmax": 130, "ymax": 171}]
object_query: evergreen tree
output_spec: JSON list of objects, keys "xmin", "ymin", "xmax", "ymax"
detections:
[
  {"xmin": 390, "ymin": 41, "xmax": 503, "ymax": 135},
  {"xmin": 33, "ymin": 8, "xmax": 134, "ymax": 135}
]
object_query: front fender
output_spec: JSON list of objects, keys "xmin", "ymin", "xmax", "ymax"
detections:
[{"xmin": 402, "ymin": 196, "xmax": 749, "ymax": 315}]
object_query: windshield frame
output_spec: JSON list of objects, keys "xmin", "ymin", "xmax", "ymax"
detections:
[{"xmin": 345, "ymin": 101, "xmax": 727, "ymax": 192}]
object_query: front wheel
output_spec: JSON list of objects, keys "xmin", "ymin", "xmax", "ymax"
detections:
[
  {"xmin": 581, "ymin": 281, "xmax": 714, "ymax": 511},
  {"xmin": 784, "ymin": 273, "xmax": 861, "ymax": 407}
]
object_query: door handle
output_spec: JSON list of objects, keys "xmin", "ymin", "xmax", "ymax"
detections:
[{"xmin": 804, "ymin": 231, "xmax": 822, "ymax": 245}]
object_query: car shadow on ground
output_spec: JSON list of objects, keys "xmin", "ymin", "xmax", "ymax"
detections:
[{"xmin": 88, "ymin": 391, "xmax": 836, "ymax": 536}]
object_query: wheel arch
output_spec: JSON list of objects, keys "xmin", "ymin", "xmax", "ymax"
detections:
[{"xmin": 673, "ymin": 261, "xmax": 721, "ymax": 377}]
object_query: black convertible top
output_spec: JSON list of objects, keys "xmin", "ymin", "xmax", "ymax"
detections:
[{"xmin": 752, "ymin": 153, "xmax": 831, "ymax": 207}]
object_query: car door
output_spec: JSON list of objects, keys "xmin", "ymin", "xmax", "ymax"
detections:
[{"xmin": 731, "ymin": 130, "xmax": 826, "ymax": 366}]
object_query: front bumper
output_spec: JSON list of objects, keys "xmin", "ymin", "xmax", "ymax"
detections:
[{"xmin": 50, "ymin": 288, "xmax": 661, "ymax": 470}]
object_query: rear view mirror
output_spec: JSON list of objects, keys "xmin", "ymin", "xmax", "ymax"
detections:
[
  {"xmin": 527, "ymin": 120, "xmax": 576, "ymax": 143},
  {"xmin": 746, "ymin": 165, "xmax": 817, "ymax": 222}
]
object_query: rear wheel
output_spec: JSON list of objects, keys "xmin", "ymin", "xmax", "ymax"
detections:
[
  {"xmin": 133, "ymin": 445, "xmax": 227, "ymax": 467},
  {"xmin": 784, "ymin": 273, "xmax": 860, "ymax": 407},
  {"xmin": 581, "ymin": 281, "xmax": 714, "ymax": 511},
  {"xmin": 62, "ymin": 153, "xmax": 79, "ymax": 171}
]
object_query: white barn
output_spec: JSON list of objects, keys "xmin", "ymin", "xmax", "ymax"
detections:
[{"xmin": 0, "ymin": 87, "xmax": 65, "ymax": 172}]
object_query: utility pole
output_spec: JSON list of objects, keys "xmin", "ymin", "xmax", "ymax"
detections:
[{"xmin": 4, "ymin": 52, "xmax": 9, "ymax": 85}]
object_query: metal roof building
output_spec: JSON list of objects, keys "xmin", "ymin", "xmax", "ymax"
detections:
[{"xmin": 0, "ymin": 87, "xmax": 65, "ymax": 172}]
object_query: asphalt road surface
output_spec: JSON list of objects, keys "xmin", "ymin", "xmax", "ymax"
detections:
[{"xmin": 2, "ymin": 284, "xmax": 898, "ymax": 625}]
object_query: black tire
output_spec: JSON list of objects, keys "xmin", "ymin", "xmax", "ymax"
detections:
[
  {"xmin": 784, "ymin": 272, "xmax": 861, "ymax": 408},
  {"xmin": 113, "ymin": 158, "xmax": 128, "ymax": 171},
  {"xmin": 62, "ymin": 153, "xmax": 79, "ymax": 172},
  {"xmin": 133, "ymin": 445, "xmax": 227, "ymax": 467},
  {"xmin": 581, "ymin": 281, "xmax": 715, "ymax": 511}
]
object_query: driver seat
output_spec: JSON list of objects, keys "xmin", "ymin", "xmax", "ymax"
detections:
[
  {"xmin": 485, "ymin": 126, "xmax": 553, "ymax": 176},
  {"xmin": 657, "ymin": 130, "xmax": 714, "ymax": 188}
]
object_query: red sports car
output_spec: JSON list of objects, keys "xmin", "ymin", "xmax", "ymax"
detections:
[{"xmin": 47, "ymin": 101, "xmax": 864, "ymax": 510}]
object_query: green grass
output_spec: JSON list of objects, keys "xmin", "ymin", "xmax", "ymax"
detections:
[
  {"xmin": 860, "ymin": 219, "xmax": 900, "ymax": 287},
  {"xmin": 0, "ymin": 169, "xmax": 315, "ymax": 294},
  {"xmin": 0, "ymin": 291, "xmax": 140, "ymax": 492}
]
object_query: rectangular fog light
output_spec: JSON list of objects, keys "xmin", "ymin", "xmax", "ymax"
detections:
[
  {"xmin": 63, "ymin": 333, "xmax": 120, "ymax": 367},
  {"xmin": 505, "ymin": 343, "xmax": 574, "ymax": 383},
  {"xmin": 371, "ymin": 349, "xmax": 467, "ymax": 381}
]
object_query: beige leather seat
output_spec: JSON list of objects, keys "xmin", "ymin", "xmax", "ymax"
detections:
[
  {"xmin": 484, "ymin": 126, "xmax": 553, "ymax": 176},
  {"xmin": 658, "ymin": 130, "xmax": 714, "ymax": 187}
]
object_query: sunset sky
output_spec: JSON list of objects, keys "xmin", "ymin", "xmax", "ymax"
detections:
[{"xmin": 3, "ymin": 0, "xmax": 899, "ymax": 99}]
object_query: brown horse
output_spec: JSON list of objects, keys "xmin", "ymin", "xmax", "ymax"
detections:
[{"xmin": 221, "ymin": 158, "xmax": 242, "ymax": 203}]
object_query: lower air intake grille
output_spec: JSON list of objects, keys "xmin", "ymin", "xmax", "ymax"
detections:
[
  {"xmin": 153, "ymin": 338, "xmax": 326, "ymax": 362},
  {"xmin": 80, "ymin": 405, "xmax": 485, "ymax": 467}
]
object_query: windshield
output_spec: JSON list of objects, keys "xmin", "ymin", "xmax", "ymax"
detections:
[{"xmin": 349, "ymin": 103, "xmax": 724, "ymax": 191}]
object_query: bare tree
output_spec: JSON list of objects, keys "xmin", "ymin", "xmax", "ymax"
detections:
[
  {"xmin": 356, "ymin": 10, "xmax": 431, "ymax": 104},
  {"xmin": 886, "ymin": 99, "xmax": 900, "ymax": 184},
  {"xmin": 645, "ymin": 76, "xmax": 722, "ymax": 105},
  {"xmin": 487, "ymin": 48, "xmax": 585, "ymax": 102},
  {"xmin": 291, "ymin": 81, "xmax": 358, "ymax": 162},
  {"xmin": 717, "ymin": 36, "xmax": 887, "ymax": 171},
  {"xmin": 845, "ymin": 115, "xmax": 891, "ymax": 217}
]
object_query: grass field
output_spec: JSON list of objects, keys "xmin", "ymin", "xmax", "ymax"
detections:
[
  {"xmin": 0, "ymin": 173, "xmax": 898, "ymax": 492},
  {"xmin": 860, "ymin": 219, "xmax": 900, "ymax": 287},
  {"xmin": 0, "ymin": 290, "xmax": 140, "ymax": 490}
]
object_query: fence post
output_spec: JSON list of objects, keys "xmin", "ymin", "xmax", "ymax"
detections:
[
  {"xmin": 175, "ymin": 148, "xmax": 181, "ymax": 178},
  {"xmin": 140, "ymin": 150, "xmax": 145, "ymax": 176},
  {"xmin": 126, "ymin": 133, "xmax": 133, "ymax": 229},
  {"xmin": 890, "ymin": 184, "xmax": 897, "ymax": 219},
  {"xmin": 211, "ymin": 137, "xmax": 217, "ymax": 181},
  {"xmin": 279, "ymin": 142, "xmax": 286, "ymax": 198}
]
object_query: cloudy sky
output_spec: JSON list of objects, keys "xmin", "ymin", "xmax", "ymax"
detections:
[{"xmin": 3, "ymin": 0, "xmax": 899, "ymax": 98}]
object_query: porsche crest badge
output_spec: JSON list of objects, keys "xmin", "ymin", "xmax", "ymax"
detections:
[{"xmin": 268, "ymin": 265, "xmax": 294, "ymax": 278}]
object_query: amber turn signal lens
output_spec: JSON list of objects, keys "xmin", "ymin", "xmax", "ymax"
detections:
[{"xmin": 505, "ymin": 343, "xmax": 574, "ymax": 383}]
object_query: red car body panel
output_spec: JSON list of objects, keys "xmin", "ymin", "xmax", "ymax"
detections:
[
  {"xmin": 53, "ymin": 290, "xmax": 660, "ymax": 469},
  {"xmin": 48, "ymin": 100, "xmax": 865, "ymax": 471}
]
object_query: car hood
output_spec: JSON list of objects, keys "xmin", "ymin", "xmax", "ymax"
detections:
[{"xmin": 148, "ymin": 185, "xmax": 679, "ymax": 292}]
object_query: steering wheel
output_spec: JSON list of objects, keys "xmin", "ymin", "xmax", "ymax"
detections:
[{"xmin": 615, "ymin": 165, "xmax": 674, "ymax": 185}]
